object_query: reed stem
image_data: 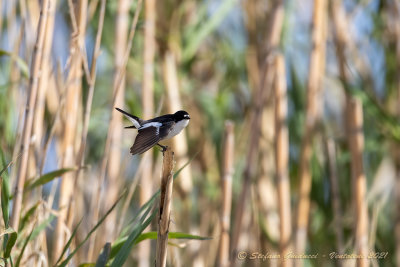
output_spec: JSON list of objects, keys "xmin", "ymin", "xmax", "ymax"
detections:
[
  {"xmin": 295, "ymin": 0, "xmax": 326, "ymax": 261},
  {"xmin": 10, "ymin": 0, "xmax": 51, "ymax": 231},
  {"xmin": 217, "ymin": 121, "xmax": 234, "ymax": 267},
  {"xmin": 348, "ymin": 99, "xmax": 369, "ymax": 267},
  {"xmin": 155, "ymin": 147, "xmax": 175, "ymax": 267},
  {"xmin": 274, "ymin": 54, "xmax": 292, "ymax": 267}
]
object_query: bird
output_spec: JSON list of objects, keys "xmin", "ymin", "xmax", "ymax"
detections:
[{"xmin": 115, "ymin": 107, "xmax": 190, "ymax": 155}]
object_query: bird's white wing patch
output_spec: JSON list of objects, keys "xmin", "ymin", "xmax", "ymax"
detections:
[
  {"xmin": 122, "ymin": 114, "xmax": 141, "ymax": 129},
  {"xmin": 139, "ymin": 122, "xmax": 162, "ymax": 131}
]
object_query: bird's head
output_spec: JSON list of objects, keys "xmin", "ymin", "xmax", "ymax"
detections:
[{"xmin": 174, "ymin": 110, "xmax": 190, "ymax": 122}]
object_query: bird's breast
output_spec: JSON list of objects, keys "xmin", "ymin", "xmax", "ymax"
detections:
[{"xmin": 165, "ymin": 119, "xmax": 189, "ymax": 139}]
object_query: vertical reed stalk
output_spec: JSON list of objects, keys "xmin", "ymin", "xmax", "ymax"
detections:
[
  {"xmin": 348, "ymin": 99, "xmax": 368, "ymax": 267},
  {"xmin": 295, "ymin": 0, "xmax": 326, "ymax": 260},
  {"xmin": 102, "ymin": 0, "xmax": 130, "ymax": 245},
  {"xmin": 10, "ymin": 0, "xmax": 51, "ymax": 230},
  {"xmin": 33, "ymin": 0, "xmax": 57, "ymax": 172},
  {"xmin": 325, "ymin": 138, "xmax": 344, "ymax": 260},
  {"xmin": 138, "ymin": 0, "xmax": 156, "ymax": 265},
  {"xmin": 330, "ymin": 0, "xmax": 352, "ymax": 135},
  {"xmin": 391, "ymin": 2, "xmax": 400, "ymax": 265},
  {"xmin": 330, "ymin": 3, "xmax": 367, "ymax": 264},
  {"xmin": 155, "ymin": 147, "xmax": 175, "ymax": 267},
  {"xmin": 67, "ymin": 0, "xmax": 107, "ymax": 233},
  {"xmin": 54, "ymin": 0, "xmax": 88, "ymax": 261},
  {"xmin": 217, "ymin": 121, "xmax": 234, "ymax": 267},
  {"xmin": 9, "ymin": 15, "xmax": 25, "ymax": 184},
  {"xmin": 243, "ymin": 0, "xmax": 259, "ymax": 97},
  {"xmin": 163, "ymin": 51, "xmax": 193, "ymax": 193},
  {"xmin": 274, "ymin": 54, "xmax": 292, "ymax": 267}
]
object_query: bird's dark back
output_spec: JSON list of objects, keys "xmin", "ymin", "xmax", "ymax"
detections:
[{"xmin": 145, "ymin": 114, "xmax": 175, "ymax": 124}]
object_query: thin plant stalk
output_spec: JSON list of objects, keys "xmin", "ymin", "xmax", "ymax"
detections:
[
  {"xmin": 217, "ymin": 121, "xmax": 234, "ymax": 267},
  {"xmin": 102, "ymin": 0, "xmax": 130, "ymax": 246},
  {"xmin": 9, "ymin": 22, "xmax": 25, "ymax": 186},
  {"xmin": 295, "ymin": 0, "xmax": 327, "ymax": 260},
  {"xmin": 274, "ymin": 54, "xmax": 292, "ymax": 267},
  {"xmin": 330, "ymin": 4, "xmax": 369, "ymax": 264},
  {"xmin": 138, "ymin": 0, "xmax": 156, "ymax": 265},
  {"xmin": 325, "ymin": 138, "xmax": 344, "ymax": 261},
  {"xmin": 54, "ymin": 0, "xmax": 88, "ymax": 261},
  {"xmin": 10, "ymin": 0, "xmax": 51, "ymax": 231},
  {"xmin": 348, "ymin": 99, "xmax": 369, "ymax": 267},
  {"xmin": 155, "ymin": 147, "xmax": 175, "ymax": 267},
  {"xmin": 163, "ymin": 51, "xmax": 193, "ymax": 194},
  {"xmin": 329, "ymin": 0, "xmax": 353, "ymax": 136},
  {"xmin": 390, "ymin": 2, "xmax": 400, "ymax": 264},
  {"xmin": 66, "ymin": 0, "xmax": 107, "ymax": 237},
  {"xmin": 33, "ymin": 0, "xmax": 57, "ymax": 173}
]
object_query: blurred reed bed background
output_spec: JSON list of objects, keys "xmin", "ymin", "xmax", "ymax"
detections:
[{"xmin": 0, "ymin": 0, "xmax": 399, "ymax": 266}]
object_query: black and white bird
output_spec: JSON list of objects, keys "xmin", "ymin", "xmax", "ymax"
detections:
[{"xmin": 115, "ymin": 108, "xmax": 190, "ymax": 155}]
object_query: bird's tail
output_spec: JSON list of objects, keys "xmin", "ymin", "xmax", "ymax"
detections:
[{"xmin": 115, "ymin": 107, "xmax": 142, "ymax": 129}]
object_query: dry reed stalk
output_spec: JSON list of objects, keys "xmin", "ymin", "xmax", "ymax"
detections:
[
  {"xmin": 348, "ymin": 99, "xmax": 369, "ymax": 267},
  {"xmin": 163, "ymin": 51, "xmax": 193, "ymax": 194},
  {"xmin": 138, "ymin": 0, "xmax": 156, "ymax": 265},
  {"xmin": 102, "ymin": 0, "xmax": 130, "ymax": 246},
  {"xmin": 6, "ymin": 0, "xmax": 17, "ymax": 44},
  {"xmin": 274, "ymin": 54, "xmax": 292, "ymax": 266},
  {"xmin": 217, "ymin": 121, "xmax": 234, "ymax": 267},
  {"xmin": 33, "ymin": 0, "xmax": 57, "ymax": 173},
  {"xmin": 243, "ymin": 0, "xmax": 260, "ymax": 96},
  {"xmin": 325, "ymin": 138, "xmax": 344, "ymax": 260},
  {"xmin": 66, "ymin": 0, "xmax": 107, "ymax": 238},
  {"xmin": 231, "ymin": 0, "xmax": 284, "ymax": 257},
  {"xmin": 9, "ymin": 21, "xmax": 25, "ymax": 185},
  {"xmin": 111, "ymin": 0, "xmax": 143, "ymax": 102},
  {"xmin": 295, "ymin": 0, "xmax": 326, "ymax": 260},
  {"xmin": 54, "ymin": 0, "xmax": 88, "ymax": 261},
  {"xmin": 155, "ymin": 147, "xmax": 175, "ymax": 267},
  {"xmin": 390, "ymin": 2, "xmax": 400, "ymax": 265},
  {"xmin": 330, "ymin": 4, "xmax": 367, "ymax": 264},
  {"xmin": 30, "ymin": 1, "xmax": 56, "ymax": 256},
  {"xmin": 10, "ymin": 0, "xmax": 51, "ymax": 230},
  {"xmin": 117, "ymin": 158, "xmax": 144, "ymax": 233},
  {"xmin": 142, "ymin": 0, "xmax": 155, "ymax": 119},
  {"xmin": 329, "ymin": 0, "xmax": 353, "ymax": 137}
]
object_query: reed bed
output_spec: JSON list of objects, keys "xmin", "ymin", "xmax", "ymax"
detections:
[{"xmin": 0, "ymin": 0, "xmax": 398, "ymax": 266}]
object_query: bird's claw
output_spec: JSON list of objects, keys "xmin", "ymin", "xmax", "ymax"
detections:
[{"xmin": 157, "ymin": 143, "xmax": 167, "ymax": 153}]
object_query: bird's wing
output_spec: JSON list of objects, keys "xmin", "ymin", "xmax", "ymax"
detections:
[{"xmin": 130, "ymin": 121, "xmax": 175, "ymax": 155}]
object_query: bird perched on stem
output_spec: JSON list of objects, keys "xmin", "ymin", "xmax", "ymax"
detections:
[{"xmin": 115, "ymin": 108, "xmax": 190, "ymax": 155}]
